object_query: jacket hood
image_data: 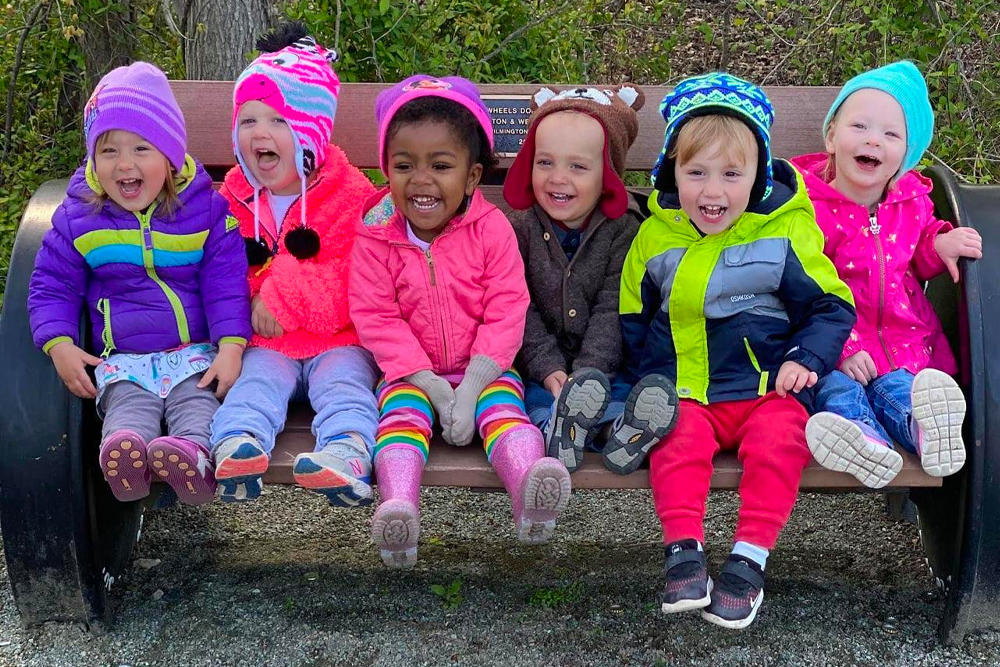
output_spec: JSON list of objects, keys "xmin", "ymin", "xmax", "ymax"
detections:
[
  {"xmin": 791, "ymin": 152, "xmax": 933, "ymax": 206},
  {"xmin": 357, "ymin": 187, "xmax": 498, "ymax": 243},
  {"xmin": 652, "ymin": 158, "xmax": 813, "ymax": 237}
]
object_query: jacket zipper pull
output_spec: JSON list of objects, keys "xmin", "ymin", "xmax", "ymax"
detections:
[
  {"xmin": 97, "ymin": 298, "xmax": 113, "ymax": 358},
  {"xmin": 868, "ymin": 213, "xmax": 881, "ymax": 235},
  {"xmin": 424, "ymin": 249, "xmax": 436, "ymax": 286}
]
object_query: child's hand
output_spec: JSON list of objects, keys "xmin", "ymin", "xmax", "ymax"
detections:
[
  {"xmin": 251, "ymin": 295, "xmax": 285, "ymax": 338},
  {"xmin": 446, "ymin": 382, "xmax": 478, "ymax": 447},
  {"xmin": 935, "ymin": 227, "xmax": 983, "ymax": 282},
  {"xmin": 49, "ymin": 341, "xmax": 102, "ymax": 399},
  {"xmin": 198, "ymin": 343, "xmax": 244, "ymax": 399},
  {"xmin": 839, "ymin": 351, "xmax": 878, "ymax": 386},
  {"xmin": 775, "ymin": 361, "xmax": 818, "ymax": 397},
  {"xmin": 543, "ymin": 370, "xmax": 568, "ymax": 398}
]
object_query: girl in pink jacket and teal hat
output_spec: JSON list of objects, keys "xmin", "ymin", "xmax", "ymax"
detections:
[
  {"xmin": 349, "ymin": 75, "xmax": 573, "ymax": 569},
  {"xmin": 791, "ymin": 61, "xmax": 983, "ymax": 488}
]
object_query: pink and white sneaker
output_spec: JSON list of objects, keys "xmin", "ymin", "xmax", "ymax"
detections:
[
  {"xmin": 147, "ymin": 436, "xmax": 217, "ymax": 505},
  {"xmin": 806, "ymin": 412, "xmax": 903, "ymax": 489}
]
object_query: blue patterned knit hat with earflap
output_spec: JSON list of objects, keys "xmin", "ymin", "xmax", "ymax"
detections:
[{"xmin": 651, "ymin": 73, "xmax": 776, "ymax": 207}]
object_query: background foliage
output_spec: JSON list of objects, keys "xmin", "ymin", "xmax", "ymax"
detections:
[{"xmin": 2, "ymin": 0, "xmax": 998, "ymax": 298}]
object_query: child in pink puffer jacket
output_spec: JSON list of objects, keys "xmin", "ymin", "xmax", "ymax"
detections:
[
  {"xmin": 792, "ymin": 61, "xmax": 982, "ymax": 488},
  {"xmin": 349, "ymin": 75, "xmax": 572, "ymax": 569}
]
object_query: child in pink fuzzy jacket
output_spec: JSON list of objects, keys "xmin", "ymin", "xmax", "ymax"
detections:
[
  {"xmin": 349, "ymin": 75, "xmax": 572, "ymax": 569},
  {"xmin": 792, "ymin": 61, "xmax": 982, "ymax": 488},
  {"xmin": 209, "ymin": 24, "xmax": 379, "ymax": 506}
]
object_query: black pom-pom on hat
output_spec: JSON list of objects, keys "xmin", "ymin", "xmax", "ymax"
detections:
[
  {"xmin": 285, "ymin": 227, "xmax": 321, "ymax": 260},
  {"xmin": 244, "ymin": 236, "xmax": 274, "ymax": 266},
  {"xmin": 256, "ymin": 21, "xmax": 309, "ymax": 53}
]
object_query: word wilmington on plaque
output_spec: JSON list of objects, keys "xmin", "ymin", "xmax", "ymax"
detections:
[{"xmin": 483, "ymin": 95, "xmax": 533, "ymax": 158}]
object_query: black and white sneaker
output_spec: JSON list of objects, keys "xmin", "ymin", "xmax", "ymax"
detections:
[
  {"xmin": 660, "ymin": 539, "xmax": 712, "ymax": 614},
  {"xmin": 603, "ymin": 374, "xmax": 679, "ymax": 475},
  {"xmin": 701, "ymin": 555, "xmax": 766, "ymax": 630},
  {"xmin": 545, "ymin": 368, "xmax": 611, "ymax": 473}
]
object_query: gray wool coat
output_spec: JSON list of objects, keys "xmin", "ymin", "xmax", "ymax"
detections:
[{"xmin": 511, "ymin": 195, "xmax": 643, "ymax": 384}]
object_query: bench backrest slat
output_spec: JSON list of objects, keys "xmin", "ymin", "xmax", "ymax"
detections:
[{"xmin": 171, "ymin": 81, "xmax": 840, "ymax": 173}]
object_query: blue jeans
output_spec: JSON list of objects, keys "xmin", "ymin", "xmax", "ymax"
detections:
[
  {"xmin": 525, "ymin": 377, "xmax": 631, "ymax": 451},
  {"xmin": 813, "ymin": 369, "xmax": 916, "ymax": 453},
  {"xmin": 210, "ymin": 345, "xmax": 380, "ymax": 455}
]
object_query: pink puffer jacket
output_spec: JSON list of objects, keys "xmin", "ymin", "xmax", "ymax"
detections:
[
  {"xmin": 349, "ymin": 188, "xmax": 529, "ymax": 382},
  {"xmin": 791, "ymin": 153, "xmax": 957, "ymax": 376}
]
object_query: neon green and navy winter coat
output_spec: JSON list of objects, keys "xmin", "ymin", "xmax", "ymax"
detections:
[{"xmin": 619, "ymin": 160, "xmax": 856, "ymax": 406}]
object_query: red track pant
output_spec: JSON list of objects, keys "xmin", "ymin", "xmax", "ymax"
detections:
[{"xmin": 649, "ymin": 392, "xmax": 811, "ymax": 549}]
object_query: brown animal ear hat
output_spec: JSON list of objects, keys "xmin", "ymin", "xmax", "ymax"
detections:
[{"xmin": 503, "ymin": 85, "xmax": 645, "ymax": 219}]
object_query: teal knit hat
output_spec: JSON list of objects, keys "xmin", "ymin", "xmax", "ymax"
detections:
[
  {"xmin": 823, "ymin": 61, "xmax": 934, "ymax": 176},
  {"xmin": 651, "ymin": 72, "xmax": 776, "ymax": 207}
]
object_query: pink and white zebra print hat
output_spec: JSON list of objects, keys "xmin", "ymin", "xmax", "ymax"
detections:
[{"xmin": 231, "ymin": 33, "xmax": 340, "ymax": 187}]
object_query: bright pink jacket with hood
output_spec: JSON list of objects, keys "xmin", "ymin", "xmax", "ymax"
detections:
[
  {"xmin": 791, "ymin": 152, "xmax": 956, "ymax": 376},
  {"xmin": 349, "ymin": 188, "xmax": 529, "ymax": 382}
]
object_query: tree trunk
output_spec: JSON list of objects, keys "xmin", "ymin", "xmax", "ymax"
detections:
[
  {"xmin": 178, "ymin": 0, "xmax": 273, "ymax": 80},
  {"xmin": 79, "ymin": 1, "xmax": 139, "ymax": 93}
]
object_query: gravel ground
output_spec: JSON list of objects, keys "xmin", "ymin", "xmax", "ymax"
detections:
[{"xmin": 2, "ymin": 487, "xmax": 1000, "ymax": 667}]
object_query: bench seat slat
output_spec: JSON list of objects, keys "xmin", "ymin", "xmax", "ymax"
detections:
[{"xmin": 270, "ymin": 406, "xmax": 940, "ymax": 490}]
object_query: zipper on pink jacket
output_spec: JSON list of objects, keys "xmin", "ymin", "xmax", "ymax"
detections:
[
  {"xmin": 389, "ymin": 236, "xmax": 452, "ymax": 372},
  {"xmin": 869, "ymin": 209, "xmax": 897, "ymax": 370},
  {"xmin": 422, "ymin": 247, "xmax": 450, "ymax": 370}
]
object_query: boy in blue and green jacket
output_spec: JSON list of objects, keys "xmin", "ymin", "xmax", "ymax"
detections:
[{"xmin": 619, "ymin": 73, "xmax": 855, "ymax": 629}]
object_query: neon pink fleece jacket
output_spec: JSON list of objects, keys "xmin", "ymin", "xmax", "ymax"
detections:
[{"xmin": 221, "ymin": 144, "xmax": 376, "ymax": 360}]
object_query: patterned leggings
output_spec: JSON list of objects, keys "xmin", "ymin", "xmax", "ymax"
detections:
[{"xmin": 373, "ymin": 369, "xmax": 532, "ymax": 463}]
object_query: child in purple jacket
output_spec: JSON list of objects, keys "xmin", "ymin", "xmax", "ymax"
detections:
[{"xmin": 27, "ymin": 62, "xmax": 251, "ymax": 505}]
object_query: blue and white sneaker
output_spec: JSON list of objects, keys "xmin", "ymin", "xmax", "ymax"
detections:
[
  {"xmin": 293, "ymin": 441, "xmax": 373, "ymax": 507},
  {"xmin": 213, "ymin": 434, "xmax": 268, "ymax": 503}
]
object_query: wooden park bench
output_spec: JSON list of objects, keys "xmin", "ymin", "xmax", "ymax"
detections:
[{"xmin": 1, "ymin": 81, "xmax": 998, "ymax": 643}]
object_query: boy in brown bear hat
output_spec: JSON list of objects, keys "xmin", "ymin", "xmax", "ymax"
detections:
[{"xmin": 504, "ymin": 86, "xmax": 678, "ymax": 475}]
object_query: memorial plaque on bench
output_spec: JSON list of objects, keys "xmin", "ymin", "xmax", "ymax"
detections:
[{"xmin": 482, "ymin": 95, "xmax": 533, "ymax": 157}]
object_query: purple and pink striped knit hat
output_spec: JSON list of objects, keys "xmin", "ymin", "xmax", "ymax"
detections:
[
  {"xmin": 375, "ymin": 75, "xmax": 494, "ymax": 175},
  {"xmin": 83, "ymin": 62, "xmax": 187, "ymax": 172},
  {"xmin": 231, "ymin": 34, "xmax": 340, "ymax": 187}
]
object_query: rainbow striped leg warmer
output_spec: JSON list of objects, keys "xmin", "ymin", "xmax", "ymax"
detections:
[
  {"xmin": 475, "ymin": 369, "xmax": 537, "ymax": 461},
  {"xmin": 373, "ymin": 380, "xmax": 434, "ymax": 463}
]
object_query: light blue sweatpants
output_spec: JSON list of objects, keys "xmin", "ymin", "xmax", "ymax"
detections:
[{"xmin": 210, "ymin": 345, "xmax": 379, "ymax": 455}]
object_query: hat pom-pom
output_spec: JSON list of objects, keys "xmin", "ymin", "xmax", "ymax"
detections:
[
  {"xmin": 285, "ymin": 227, "xmax": 320, "ymax": 260},
  {"xmin": 244, "ymin": 237, "xmax": 272, "ymax": 266}
]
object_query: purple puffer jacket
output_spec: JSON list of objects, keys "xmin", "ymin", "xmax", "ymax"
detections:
[{"xmin": 28, "ymin": 156, "xmax": 252, "ymax": 356}]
